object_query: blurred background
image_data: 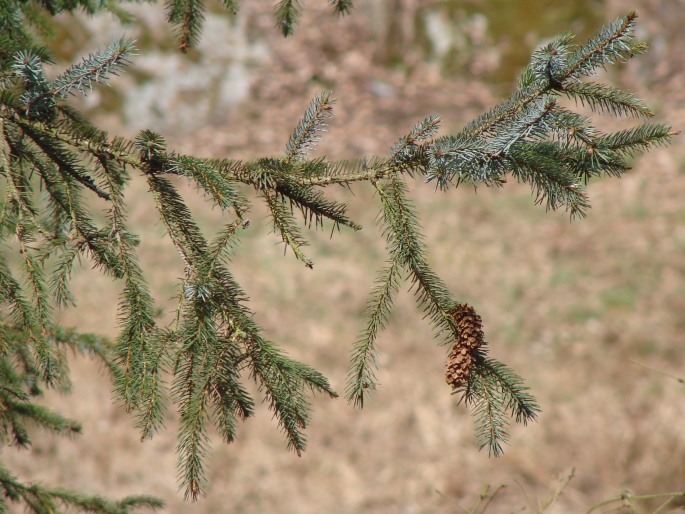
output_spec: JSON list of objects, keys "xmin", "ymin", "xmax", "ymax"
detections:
[{"xmin": 7, "ymin": 0, "xmax": 685, "ymax": 512}]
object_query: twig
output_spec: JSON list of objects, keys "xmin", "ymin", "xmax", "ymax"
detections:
[{"xmin": 629, "ymin": 360, "xmax": 685, "ymax": 385}]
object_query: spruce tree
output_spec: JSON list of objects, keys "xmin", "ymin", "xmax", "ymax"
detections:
[{"xmin": 0, "ymin": 0, "xmax": 677, "ymax": 510}]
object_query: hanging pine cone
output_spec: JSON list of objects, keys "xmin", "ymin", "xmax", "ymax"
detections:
[{"xmin": 445, "ymin": 303, "xmax": 485, "ymax": 391}]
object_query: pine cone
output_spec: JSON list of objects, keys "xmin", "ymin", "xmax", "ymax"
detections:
[{"xmin": 445, "ymin": 304, "xmax": 485, "ymax": 391}]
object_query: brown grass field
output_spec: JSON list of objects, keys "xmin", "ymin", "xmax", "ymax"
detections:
[{"xmin": 6, "ymin": 1, "xmax": 685, "ymax": 512}]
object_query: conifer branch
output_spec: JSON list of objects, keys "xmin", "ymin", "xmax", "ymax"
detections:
[
  {"xmin": 283, "ymin": 157, "xmax": 395, "ymax": 186},
  {"xmin": 169, "ymin": 155, "xmax": 249, "ymax": 217},
  {"xmin": 16, "ymin": 240, "xmax": 65, "ymax": 388},
  {"xmin": 56, "ymin": 327, "xmax": 123, "ymax": 381},
  {"xmin": 426, "ymin": 134, "xmax": 502, "ymax": 187},
  {"xmin": 49, "ymin": 240, "xmax": 80, "ymax": 308},
  {"xmin": 0, "ymin": 464, "xmax": 164, "ymax": 514},
  {"xmin": 374, "ymin": 176, "xmax": 457, "ymax": 341},
  {"xmin": 5, "ymin": 110, "xmax": 142, "ymax": 169},
  {"xmin": 174, "ymin": 293, "xmax": 215, "ymax": 501},
  {"xmin": 592, "ymin": 124, "xmax": 675, "ymax": 158},
  {"xmin": 474, "ymin": 357, "xmax": 540, "ymax": 425},
  {"xmin": 11, "ymin": 51, "xmax": 55, "ymax": 119},
  {"xmin": 464, "ymin": 12, "xmax": 644, "ymax": 140},
  {"xmin": 14, "ymin": 138, "xmax": 121, "ymax": 275},
  {"xmin": 222, "ymin": 0, "xmax": 237, "ymax": 14},
  {"xmin": 563, "ymin": 11, "xmax": 644, "ymax": 80},
  {"xmin": 275, "ymin": 181, "xmax": 361, "ymax": 231},
  {"xmin": 245, "ymin": 335, "xmax": 336, "ymax": 455},
  {"xmin": 0, "ymin": 8, "xmax": 678, "ymax": 506},
  {"xmin": 466, "ymin": 370, "xmax": 509, "ymax": 457},
  {"xmin": 263, "ymin": 189, "xmax": 314, "ymax": 268},
  {"xmin": 146, "ymin": 173, "xmax": 205, "ymax": 267},
  {"xmin": 285, "ymin": 91, "xmax": 334, "ymax": 165},
  {"xmin": 22, "ymin": 125, "xmax": 111, "ymax": 200},
  {"xmin": 346, "ymin": 260, "xmax": 401, "ymax": 408},
  {"xmin": 98, "ymin": 142, "xmax": 161, "ymax": 413},
  {"xmin": 508, "ymin": 143, "xmax": 590, "ymax": 217},
  {"xmin": 208, "ymin": 333, "xmax": 254, "ymax": 444},
  {"xmin": 274, "ymin": 0, "xmax": 302, "ymax": 37},
  {"xmin": 2, "ymin": 395, "xmax": 81, "ymax": 435},
  {"xmin": 392, "ymin": 115, "xmax": 441, "ymax": 162},
  {"xmin": 166, "ymin": 0, "xmax": 205, "ymax": 52},
  {"xmin": 329, "ymin": 0, "xmax": 353, "ymax": 16},
  {"xmin": 563, "ymin": 82, "xmax": 653, "ymax": 118},
  {"xmin": 51, "ymin": 39, "xmax": 135, "ymax": 99},
  {"xmin": 136, "ymin": 330, "xmax": 174, "ymax": 440},
  {"xmin": 0, "ymin": 256, "xmax": 36, "ymax": 334},
  {"xmin": 112, "ymin": 230, "xmax": 159, "ymax": 411}
]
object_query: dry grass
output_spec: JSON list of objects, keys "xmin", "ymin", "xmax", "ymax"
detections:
[{"xmin": 6, "ymin": 2, "xmax": 685, "ymax": 513}]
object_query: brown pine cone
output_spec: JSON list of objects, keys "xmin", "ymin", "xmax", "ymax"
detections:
[{"xmin": 445, "ymin": 304, "xmax": 485, "ymax": 391}]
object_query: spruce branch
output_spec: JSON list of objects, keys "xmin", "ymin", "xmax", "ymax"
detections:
[
  {"xmin": 51, "ymin": 39, "xmax": 135, "ymax": 99},
  {"xmin": 0, "ymin": 255, "xmax": 36, "ymax": 334},
  {"xmin": 96, "ymin": 135, "xmax": 161, "ymax": 414},
  {"xmin": 508, "ymin": 142, "xmax": 590, "ymax": 217},
  {"xmin": 174, "ymin": 291, "xmax": 216, "ymax": 501},
  {"xmin": 49, "ymin": 240, "xmax": 81, "ymax": 308},
  {"xmin": 565, "ymin": 145, "xmax": 631, "ymax": 184},
  {"xmin": 11, "ymin": 50, "xmax": 55, "ymax": 119},
  {"xmin": 135, "ymin": 329, "xmax": 174, "ymax": 440},
  {"xmin": 391, "ymin": 115, "xmax": 441, "ymax": 164},
  {"xmin": 375, "ymin": 177, "xmax": 457, "ymax": 340},
  {"xmin": 466, "ymin": 371, "xmax": 510, "ymax": 457},
  {"xmin": 463, "ymin": 12, "xmax": 645, "ymax": 139},
  {"xmin": 166, "ymin": 0, "xmax": 205, "ymax": 52},
  {"xmin": 222, "ymin": 0, "xmax": 237, "ymax": 14},
  {"xmin": 490, "ymin": 99, "xmax": 559, "ymax": 155},
  {"xmin": 208, "ymin": 334, "xmax": 255, "ymax": 444},
  {"xmin": 461, "ymin": 359, "xmax": 539, "ymax": 456},
  {"xmin": 3, "ymin": 109, "xmax": 143, "ymax": 170},
  {"xmin": 205, "ymin": 218, "xmax": 244, "ymax": 276},
  {"xmin": 176, "ymin": 378, "xmax": 211, "ymax": 501},
  {"xmin": 285, "ymin": 91, "xmax": 334, "ymax": 164},
  {"xmin": 443, "ymin": 305, "xmax": 539, "ymax": 456},
  {"xmin": 0, "ymin": 464, "xmax": 164, "ymax": 514},
  {"xmin": 146, "ymin": 172, "xmax": 206, "ymax": 267},
  {"xmin": 274, "ymin": 0, "xmax": 302, "ymax": 37},
  {"xmin": 563, "ymin": 11, "xmax": 645, "ymax": 81},
  {"xmin": 0, "ymin": 7, "xmax": 678, "ymax": 505},
  {"xmin": 1, "ymin": 395, "xmax": 81, "ymax": 437},
  {"xmin": 17, "ymin": 241, "xmax": 67, "ymax": 389},
  {"xmin": 527, "ymin": 32, "xmax": 574, "ymax": 88},
  {"xmin": 563, "ymin": 82, "xmax": 653, "ymax": 118},
  {"xmin": 245, "ymin": 334, "xmax": 336, "ymax": 455},
  {"xmin": 112, "ymin": 229, "xmax": 159, "ymax": 411},
  {"xmin": 21, "ymin": 124, "xmax": 111, "ymax": 200},
  {"xmin": 346, "ymin": 260, "xmax": 401, "ymax": 408},
  {"xmin": 55, "ymin": 327, "xmax": 123, "ymax": 382},
  {"xmin": 263, "ymin": 188, "xmax": 314, "ymax": 268},
  {"xmin": 475, "ymin": 357, "xmax": 540, "ymax": 425},
  {"xmin": 281, "ymin": 157, "xmax": 393, "ymax": 187},
  {"xmin": 13, "ymin": 137, "xmax": 122, "ymax": 275},
  {"xmin": 426, "ymin": 134, "xmax": 503, "ymax": 187},
  {"xmin": 275, "ymin": 181, "xmax": 361, "ymax": 231},
  {"xmin": 592, "ymin": 124, "xmax": 676, "ymax": 158},
  {"xmin": 169, "ymin": 154, "xmax": 249, "ymax": 217},
  {"xmin": 329, "ymin": 0, "xmax": 353, "ymax": 16}
]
